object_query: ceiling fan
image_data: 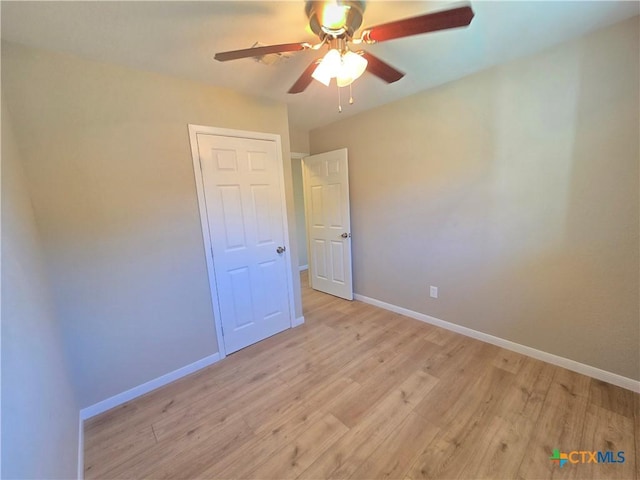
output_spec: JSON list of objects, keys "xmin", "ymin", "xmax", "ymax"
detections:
[{"xmin": 214, "ymin": 1, "xmax": 474, "ymax": 96}]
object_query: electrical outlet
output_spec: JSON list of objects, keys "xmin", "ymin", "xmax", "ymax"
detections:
[{"xmin": 430, "ymin": 286, "xmax": 438, "ymax": 298}]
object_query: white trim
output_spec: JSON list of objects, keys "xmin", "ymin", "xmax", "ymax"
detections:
[
  {"xmin": 299, "ymin": 264, "xmax": 309, "ymax": 272},
  {"xmin": 354, "ymin": 294, "xmax": 640, "ymax": 393},
  {"xmin": 80, "ymin": 352, "xmax": 221, "ymax": 420},
  {"xmin": 291, "ymin": 152, "xmax": 309, "ymax": 159},
  {"xmin": 77, "ymin": 413, "xmax": 84, "ymax": 480},
  {"xmin": 292, "ymin": 315, "xmax": 305, "ymax": 327},
  {"xmin": 274, "ymin": 142, "xmax": 299, "ymax": 331}
]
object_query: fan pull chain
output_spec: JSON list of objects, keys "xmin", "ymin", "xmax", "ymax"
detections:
[
  {"xmin": 337, "ymin": 84, "xmax": 342, "ymax": 113},
  {"xmin": 349, "ymin": 83, "xmax": 354, "ymax": 105}
]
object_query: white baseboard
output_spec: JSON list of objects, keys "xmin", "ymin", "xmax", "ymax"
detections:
[
  {"xmin": 354, "ymin": 294, "xmax": 640, "ymax": 393},
  {"xmin": 79, "ymin": 352, "xmax": 221, "ymax": 420},
  {"xmin": 77, "ymin": 412, "xmax": 84, "ymax": 480},
  {"xmin": 292, "ymin": 315, "xmax": 305, "ymax": 327},
  {"xmin": 299, "ymin": 265, "xmax": 309, "ymax": 272}
]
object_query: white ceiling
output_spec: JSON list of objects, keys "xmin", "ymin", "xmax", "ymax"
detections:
[{"xmin": 2, "ymin": 1, "xmax": 638, "ymax": 132}]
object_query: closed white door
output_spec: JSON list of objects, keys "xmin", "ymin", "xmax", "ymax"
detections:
[
  {"xmin": 302, "ymin": 148, "xmax": 353, "ymax": 300},
  {"xmin": 196, "ymin": 132, "xmax": 292, "ymax": 354}
]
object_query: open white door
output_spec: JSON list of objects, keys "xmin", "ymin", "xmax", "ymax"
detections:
[
  {"xmin": 190, "ymin": 126, "xmax": 294, "ymax": 355},
  {"xmin": 302, "ymin": 148, "xmax": 353, "ymax": 300}
]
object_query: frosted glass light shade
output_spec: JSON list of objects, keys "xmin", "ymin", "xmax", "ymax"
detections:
[
  {"xmin": 336, "ymin": 51, "xmax": 368, "ymax": 87},
  {"xmin": 312, "ymin": 49, "xmax": 342, "ymax": 86}
]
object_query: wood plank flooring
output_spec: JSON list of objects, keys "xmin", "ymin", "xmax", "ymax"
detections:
[{"xmin": 84, "ymin": 273, "xmax": 639, "ymax": 479}]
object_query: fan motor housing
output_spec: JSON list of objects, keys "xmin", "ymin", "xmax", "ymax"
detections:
[{"xmin": 306, "ymin": 1, "xmax": 366, "ymax": 39}]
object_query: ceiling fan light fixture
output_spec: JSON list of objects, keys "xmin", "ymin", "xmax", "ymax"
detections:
[
  {"xmin": 216, "ymin": 2, "xmax": 474, "ymax": 97},
  {"xmin": 306, "ymin": 1, "xmax": 365, "ymax": 39}
]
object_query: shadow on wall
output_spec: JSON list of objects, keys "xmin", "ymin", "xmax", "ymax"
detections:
[{"xmin": 310, "ymin": 17, "xmax": 639, "ymax": 381}]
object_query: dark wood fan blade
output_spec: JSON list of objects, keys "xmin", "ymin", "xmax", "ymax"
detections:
[
  {"xmin": 364, "ymin": 5, "xmax": 474, "ymax": 43},
  {"xmin": 214, "ymin": 43, "xmax": 307, "ymax": 62},
  {"xmin": 288, "ymin": 60, "xmax": 320, "ymax": 94},
  {"xmin": 360, "ymin": 51, "xmax": 405, "ymax": 83}
]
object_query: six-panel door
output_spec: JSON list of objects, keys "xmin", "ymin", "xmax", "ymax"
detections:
[
  {"xmin": 197, "ymin": 133, "xmax": 291, "ymax": 354},
  {"xmin": 302, "ymin": 148, "xmax": 353, "ymax": 300}
]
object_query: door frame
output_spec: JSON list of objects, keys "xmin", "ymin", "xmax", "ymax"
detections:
[
  {"xmin": 188, "ymin": 124, "xmax": 297, "ymax": 360},
  {"xmin": 291, "ymin": 151, "xmax": 309, "ymax": 274}
]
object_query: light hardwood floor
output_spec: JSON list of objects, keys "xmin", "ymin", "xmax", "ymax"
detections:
[{"xmin": 85, "ymin": 273, "xmax": 639, "ymax": 479}]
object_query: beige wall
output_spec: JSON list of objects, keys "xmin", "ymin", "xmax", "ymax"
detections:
[
  {"xmin": 289, "ymin": 127, "xmax": 310, "ymax": 154},
  {"xmin": 310, "ymin": 17, "xmax": 639, "ymax": 380},
  {"xmin": 2, "ymin": 99, "xmax": 79, "ymax": 478},
  {"xmin": 2, "ymin": 41, "xmax": 302, "ymax": 407}
]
